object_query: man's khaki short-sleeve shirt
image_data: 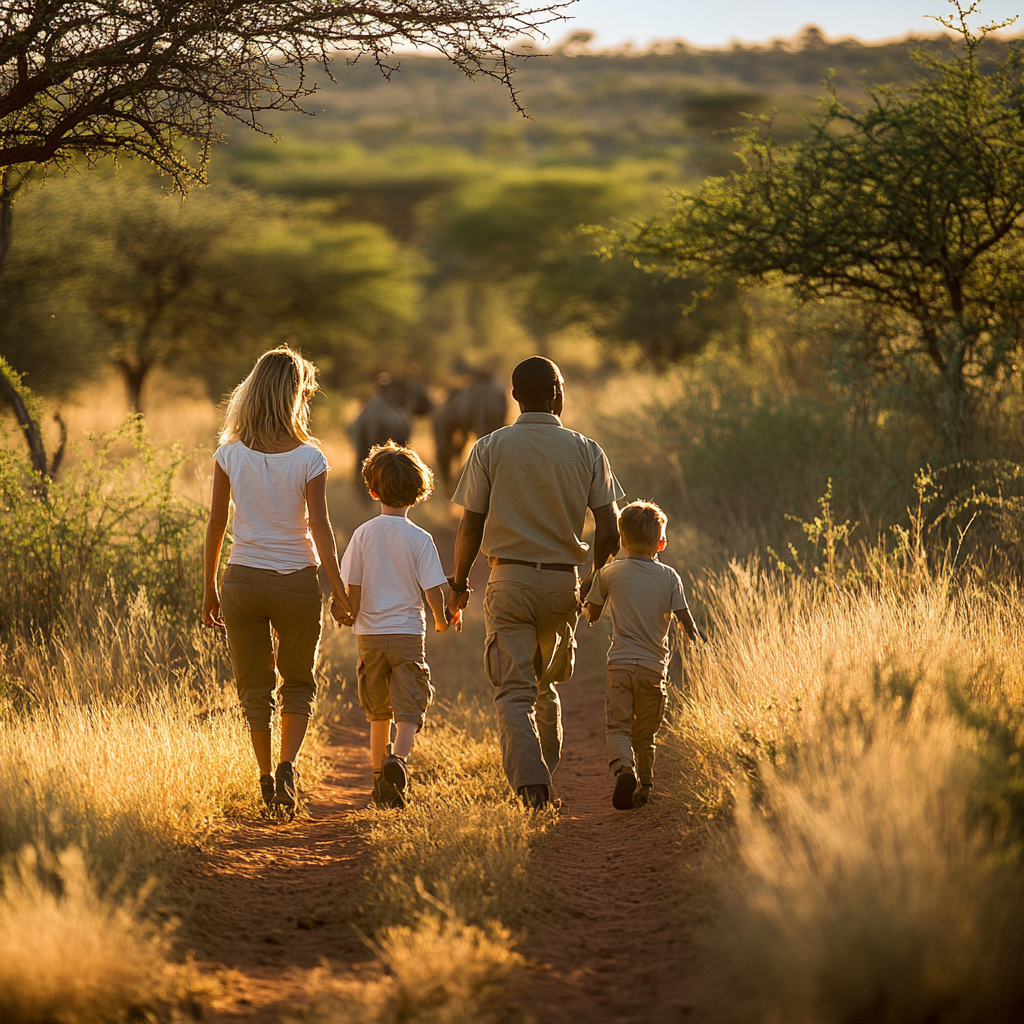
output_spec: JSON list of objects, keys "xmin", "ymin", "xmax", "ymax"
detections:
[
  {"xmin": 452, "ymin": 413, "xmax": 625, "ymax": 565},
  {"xmin": 590, "ymin": 556, "xmax": 689, "ymax": 672}
]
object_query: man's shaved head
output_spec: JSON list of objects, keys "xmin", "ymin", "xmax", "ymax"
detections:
[{"xmin": 511, "ymin": 356, "xmax": 563, "ymax": 405}]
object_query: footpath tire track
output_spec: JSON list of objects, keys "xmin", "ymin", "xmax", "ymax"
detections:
[
  {"xmin": 174, "ymin": 721, "xmax": 375, "ymax": 1022},
  {"xmin": 519, "ymin": 629, "xmax": 719, "ymax": 1024}
]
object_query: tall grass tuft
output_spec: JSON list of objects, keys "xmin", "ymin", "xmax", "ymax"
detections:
[
  {"xmin": 299, "ymin": 915, "xmax": 526, "ymax": 1024},
  {"xmin": 669, "ymin": 516, "xmax": 1024, "ymax": 1022},
  {"xmin": 0, "ymin": 846, "xmax": 177, "ymax": 1024}
]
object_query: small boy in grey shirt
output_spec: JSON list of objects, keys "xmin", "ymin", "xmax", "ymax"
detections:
[{"xmin": 585, "ymin": 500, "xmax": 703, "ymax": 809}]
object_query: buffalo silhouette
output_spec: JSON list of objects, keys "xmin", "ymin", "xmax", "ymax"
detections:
[
  {"xmin": 433, "ymin": 374, "xmax": 508, "ymax": 490},
  {"xmin": 351, "ymin": 374, "xmax": 433, "ymax": 480}
]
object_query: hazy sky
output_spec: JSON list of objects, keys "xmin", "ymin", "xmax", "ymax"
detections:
[{"xmin": 557, "ymin": 0, "xmax": 1023, "ymax": 48}]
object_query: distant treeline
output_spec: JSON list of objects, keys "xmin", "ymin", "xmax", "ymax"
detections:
[{"xmin": 239, "ymin": 29, "xmax": 1021, "ymax": 163}]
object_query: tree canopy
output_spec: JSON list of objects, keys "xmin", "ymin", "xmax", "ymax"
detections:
[
  {"xmin": 0, "ymin": 0, "xmax": 568, "ymax": 194},
  {"xmin": 619, "ymin": 1, "xmax": 1024, "ymax": 451},
  {"xmin": 0, "ymin": 175, "xmax": 424, "ymax": 410}
]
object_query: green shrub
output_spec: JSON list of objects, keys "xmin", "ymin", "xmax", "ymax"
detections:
[{"xmin": 0, "ymin": 416, "xmax": 206, "ymax": 635}]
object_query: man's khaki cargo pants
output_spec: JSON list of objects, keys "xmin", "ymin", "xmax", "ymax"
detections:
[{"xmin": 482, "ymin": 563, "xmax": 580, "ymax": 791}]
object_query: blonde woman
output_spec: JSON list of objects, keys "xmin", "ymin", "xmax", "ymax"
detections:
[{"xmin": 202, "ymin": 347, "xmax": 351, "ymax": 812}]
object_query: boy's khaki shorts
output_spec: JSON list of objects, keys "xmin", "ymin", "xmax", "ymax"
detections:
[{"xmin": 356, "ymin": 633, "xmax": 434, "ymax": 729}]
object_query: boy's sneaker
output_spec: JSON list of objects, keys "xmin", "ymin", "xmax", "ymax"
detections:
[
  {"xmin": 259, "ymin": 774, "xmax": 275, "ymax": 808},
  {"xmin": 634, "ymin": 783, "xmax": 653, "ymax": 807},
  {"xmin": 518, "ymin": 784, "xmax": 550, "ymax": 810},
  {"xmin": 382, "ymin": 749, "xmax": 409, "ymax": 798},
  {"xmin": 273, "ymin": 761, "xmax": 298, "ymax": 810},
  {"xmin": 372, "ymin": 769, "xmax": 407, "ymax": 810},
  {"xmin": 612, "ymin": 767, "xmax": 637, "ymax": 810}
]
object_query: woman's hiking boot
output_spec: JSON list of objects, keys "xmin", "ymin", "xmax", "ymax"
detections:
[
  {"xmin": 259, "ymin": 773, "xmax": 275, "ymax": 809},
  {"xmin": 612, "ymin": 767, "xmax": 637, "ymax": 810},
  {"xmin": 382, "ymin": 745, "xmax": 408, "ymax": 799},
  {"xmin": 518, "ymin": 784, "xmax": 550, "ymax": 810},
  {"xmin": 273, "ymin": 761, "xmax": 298, "ymax": 812},
  {"xmin": 634, "ymin": 783, "xmax": 653, "ymax": 806}
]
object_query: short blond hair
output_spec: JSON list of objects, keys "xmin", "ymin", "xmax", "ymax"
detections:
[
  {"xmin": 220, "ymin": 346, "xmax": 320, "ymax": 451},
  {"xmin": 618, "ymin": 500, "xmax": 667, "ymax": 554},
  {"xmin": 362, "ymin": 441, "xmax": 433, "ymax": 508}
]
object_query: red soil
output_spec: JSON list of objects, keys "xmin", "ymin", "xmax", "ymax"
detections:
[
  {"xmin": 174, "ymin": 626, "xmax": 719, "ymax": 1023},
  {"xmin": 173, "ymin": 722, "xmax": 376, "ymax": 1022}
]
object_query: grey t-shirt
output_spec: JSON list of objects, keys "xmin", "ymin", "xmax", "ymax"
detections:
[
  {"xmin": 590, "ymin": 556, "xmax": 689, "ymax": 672},
  {"xmin": 451, "ymin": 412, "xmax": 624, "ymax": 565}
]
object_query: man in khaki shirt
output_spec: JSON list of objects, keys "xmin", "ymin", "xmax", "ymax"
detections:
[{"xmin": 447, "ymin": 356, "xmax": 624, "ymax": 808}]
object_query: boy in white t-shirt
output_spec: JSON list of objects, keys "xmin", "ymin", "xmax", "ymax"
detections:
[
  {"xmin": 341, "ymin": 441, "xmax": 453, "ymax": 809},
  {"xmin": 585, "ymin": 500, "xmax": 704, "ymax": 810}
]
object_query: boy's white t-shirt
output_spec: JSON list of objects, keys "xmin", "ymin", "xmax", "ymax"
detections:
[
  {"xmin": 340, "ymin": 516, "xmax": 448, "ymax": 635},
  {"xmin": 214, "ymin": 441, "xmax": 329, "ymax": 573}
]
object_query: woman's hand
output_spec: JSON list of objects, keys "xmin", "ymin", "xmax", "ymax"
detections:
[
  {"xmin": 202, "ymin": 587, "xmax": 225, "ymax": 630},
  {"xmin": 330, "ymin": 594, "xmax": 354, "ymax": 626}
]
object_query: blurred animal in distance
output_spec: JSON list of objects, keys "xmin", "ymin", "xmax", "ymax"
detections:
[
  {"xmin": 434, "ymin": 373, "xmax": 508, "ymax": 490},
  {"xmin": 352, "ymin": 374, "xmax": 433, "ymax": 481}
]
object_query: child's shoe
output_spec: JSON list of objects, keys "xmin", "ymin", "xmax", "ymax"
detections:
[
  {"xmin": 259, "ymin": 773, "xmax": 275, "ymax": 808},
  {"xmin": 273, "ymin": 761, "xmax": 298, "ymax": 810},
  {"xmin": 612, "ymin": 766, "xmax": 637, "ymax": 810},
  {"xmin": 373, "ymin": 768, "xmax": 407, "ymax": 810},
  {"xmin": 634, "ymin": 783, "xmax": 653, "ymax": 806},
  {"xmin": 382, "ymin": 745, "xmax": 409, "ymax": 799}
]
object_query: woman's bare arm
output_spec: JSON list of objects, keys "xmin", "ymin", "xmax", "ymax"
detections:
[
  {"xmin": 202, "ymin": 463, "xmax": 231, "ymax": 627},
  {"xmin": 306, "ymin": 471, "xmax": 352, "ymax": 623}
]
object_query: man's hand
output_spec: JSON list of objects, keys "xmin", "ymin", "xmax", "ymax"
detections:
[
  {"xmin": 447, "ymin": 586, "xmax": 471, "ymax": 622},
  {"xmin": 584, "ymin": 600, "xmax": 603, "ymax": 625}
]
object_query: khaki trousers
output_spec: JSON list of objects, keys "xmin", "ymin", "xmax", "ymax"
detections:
[
  {"xmin": 605, "ymin": 662, "xmax": 668, "ymax": 785},
  {"xmin": 482, "ymin": 564, "xmax": 580, "ymax": 790},
  {"xmin": 220, "ymin": 564, "xmax": 323, "ymax": 732}
]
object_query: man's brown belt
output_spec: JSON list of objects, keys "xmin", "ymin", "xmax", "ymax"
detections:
[{"xmin": 492, "ymin": 558, "xmax": 577, "ymax": 573}]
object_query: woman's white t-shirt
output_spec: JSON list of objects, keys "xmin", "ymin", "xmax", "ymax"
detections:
[
  {"xmin": 214, "ymin": 441, "xmax": 329, "ymax": 573},
  {"xmin": 340, "ymin": 515, "xmax": 448, "ymax": 635}
]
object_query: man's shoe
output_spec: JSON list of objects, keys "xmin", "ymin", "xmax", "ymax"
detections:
[
  {"xmin": 259, "ymin": 774, "xmax": 275, "ymax": 808},
  {"xmin": 612, "ymin": 767, "xmax": 637, "ymax": 810},
  {"xmin": 518, "ymin": 784, "xmax": 550, "ymax": 810},
  {"xmin": 273, "ymin": 761, "xmax": 297, "ymax": 810},
  {"xmin": 382, "ymin": 750, "xmax": 408, "ymax": 797},
  {"xmin": 634, "ymin": 783, "xmax": 653, "ymax": 806}
]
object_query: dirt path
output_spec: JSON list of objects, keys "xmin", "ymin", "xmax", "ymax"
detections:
[
  {"xmin": 518, "ymin": 630, "xmax": 718, "ymax": 1024},
  {"xmin": 173, "ymin": 721, "xmax": 375, "ymax": 1022},
  {"xmin": 174, "ymin": 622, "xmax": 718, "ymax": 1023}
]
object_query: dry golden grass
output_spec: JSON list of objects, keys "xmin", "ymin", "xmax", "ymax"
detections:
[
  {"xmin": 668, "ymin": 546, "xmax": 1024, "ymax": 1022},
  {"xmin": 298, "ymin": 915, "xmax": 526, "ymax": 1024},
  {"xmin": 0, "ymin": 846, "xmax": 182, "ymax": 1024}
]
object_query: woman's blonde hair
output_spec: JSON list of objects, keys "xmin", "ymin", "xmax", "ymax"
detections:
[{"xmin": 220, "ymin": 346, "xmax": 321, "ymax": 450}]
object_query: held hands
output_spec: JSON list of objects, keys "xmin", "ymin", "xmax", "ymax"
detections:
[
  {"xmin": 330, "ymin": 593, "xmax": 354, "ymax": 627},
  {"xmin": 446, "ymin": 576, "xmax": 470, "ymax": 634}
]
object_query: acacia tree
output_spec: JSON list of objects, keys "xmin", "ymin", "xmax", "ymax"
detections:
[
  {"xmin": 2, "ymin": 175, "xmax": 425, "ymax": 410},
  {"xmin": 0, "ymin": 0, "xmax": 569, "ymax": 471},
  {"xmin": 620, "ymin": 1, "xmax": 1024, "ymax": 454}
]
